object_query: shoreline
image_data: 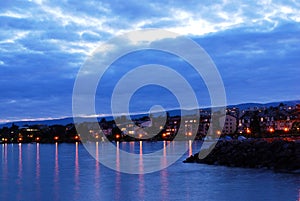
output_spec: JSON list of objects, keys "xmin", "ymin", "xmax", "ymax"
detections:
[{"xmin": 184, "ymin": 139, "xmax": 300, "ymax": 174}]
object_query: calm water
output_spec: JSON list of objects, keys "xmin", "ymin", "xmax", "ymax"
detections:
[{"xmin": 0, "ymin": 141, "xmax": 299, "ymax": 201}]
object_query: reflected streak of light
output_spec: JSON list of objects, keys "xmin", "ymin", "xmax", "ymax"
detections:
[
  {"xmin": 188, "ymin": 140, "xmax": 193, "ymax": 156},
  {"xmin": 162, "ymin": 141, "xmax": 167, "ymax": 166},
  {"xmin": 139, "ymin": 141, "xmax": 144, "ymax": 173},
  {"xmin": 1, "ymin": 144, "xmax": 8, "ymax": 199},
  {"xmin": 74, "ymin": 142, "xmax": 80, "ymax": 199},
  {"xmin": 95, "ymin": 142, "xmax": 99, "ymax": 173},
  {"xmin": 3, "ymin": 144, "xmax": 8, "ymax": 173},
  {"xmin": 18, "ymin": 143, "xmax": 22, "ymax": 182},
  {"xmin": 116, "ymin": 141, "xmax": 120, "ymax": 172},
  {"xmin": 2, "ymin": 144, "xmax": 8, "ymax": 185},
  {"xmin": 139, "ymin": 141, "xmax": 145, "ymax": 200},
  {"xmin": 54, "ymin": 143, "xmax": 59, "ymax": 182},
  {"xmin": 94, "ymin": 142, "xmax": 100, "ymax": 199},
  {"xmin": 36, "ymin": 143, "xmax": 40, "ymax": 178},
  {"xmin": 75, "ymin": 142, "xmax": 80, "ymax": 188},
  {"xmin": 115, "ymin": 141, "xmax": 121, "ymax": 201},
  {"xmin": 54, "ymin": 142, "xmax": 59, "ymax": 201},
  {"xmin": 160, "ymin": 141, "xmax": 169, "ymax": 200},
  {"xmin": 16, "ymin": 143, "xmax": 23, "ymax": 201},
  {"xmin": 36, "ymin": 143, "xmax": 41, "ymax": 200}
]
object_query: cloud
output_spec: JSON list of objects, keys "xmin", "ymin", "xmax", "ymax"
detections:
[
  {"xmin": 0, "ymin": 0, "xmax": 300, "ymax": 121},
  {"xmin": 194, "ymin": 22, "xmax": 300, "ymax": 104}
]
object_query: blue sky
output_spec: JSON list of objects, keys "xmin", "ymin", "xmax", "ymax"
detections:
[{"xmin": 0, "ymin": 0, "xmax": 300, "ymax": 122}]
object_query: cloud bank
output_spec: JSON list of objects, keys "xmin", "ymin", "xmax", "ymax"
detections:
[{"xmin": 0, "ymin": 0, "xmax": 299, "ymax": 122}]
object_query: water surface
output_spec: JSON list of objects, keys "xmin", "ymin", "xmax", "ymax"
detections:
[{"xmin": 1, "ymin": 142, "xmax": 299, "ymax": 201}]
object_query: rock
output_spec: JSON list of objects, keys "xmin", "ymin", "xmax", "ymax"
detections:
[
  {"xmin": 183, "ymin": 155, "xmax": 195, "ymax": 163},
  {"xmin": 184, "ymin": 139, "xmax": 300, "ymax": 173}
]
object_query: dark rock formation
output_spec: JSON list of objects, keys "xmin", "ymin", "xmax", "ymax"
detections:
[{"xmin": 184, "ymin": 139, "xmax": 300, "ymax": 173}]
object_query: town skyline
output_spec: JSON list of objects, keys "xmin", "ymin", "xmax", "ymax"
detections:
[{"xmin": 1, "ymin": 99, "xmax": 299, "ymax": 144}]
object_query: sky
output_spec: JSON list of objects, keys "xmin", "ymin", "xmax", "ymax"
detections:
[{"xmin": 0, "ymin": 0, "xmax": 300, "ymax": 122}]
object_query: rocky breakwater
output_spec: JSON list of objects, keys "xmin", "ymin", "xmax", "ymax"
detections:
[{"xmin": 184, "ymin": 139, "xmax": 300, "ymax": 173}]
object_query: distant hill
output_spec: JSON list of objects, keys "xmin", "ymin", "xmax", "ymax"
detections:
[
  {"xmin": 0, "ymin": 116, "xmax": 112, "ymax": 128},
  {"xmin": 1, "ymin": 100, "xmax": 299, "ymax": 128},
  {"xmin": 0, "ymin": 117, "xmax": 74, "ymax": 128},
  {"xmin": 229, "ymin": 100, "xmax": 300, "ymax": 110}
]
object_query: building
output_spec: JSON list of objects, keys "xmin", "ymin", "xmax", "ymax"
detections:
[{"xmin": 222, "ymin": 114, "xmax": 237, "ymax": 135}]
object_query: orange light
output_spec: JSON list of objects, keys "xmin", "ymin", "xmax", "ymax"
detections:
[
  {"xmin": 188, "ymin": 132, "xmax": 192, "ymax": 136},
  {"xmin": 269, "ymin": 128, "xmax": 274, "ymax": 133},
  {"xmin": 246, "ymin": 128, "xmax": 251, "ymax": 134},
  {"xmin": 162, "ymin": 133, "xmax": 166, "ymax": 137},
  {"xmin": 18, "ymin": 137, "xmax": 23, "ymax": 141},
  {"xmin": 284, "ymin": 127, "xmax": 289, "ymax": 132},
  {"xmin": 95, "ymin": 135, "xmax": 99, "ymax": 139},
  {"xmin": 74, "ymin": 136, "xmax": 79, "ymax": 140},
  {"xmin": 138, "ymin": 134, "xmax": 143, "ymax": 138},
  {"xmin": 115, "ymin": 134, "xmax": 120, "ymax": 139},
  {"xmin": 36, "ymin": 137, "xmax": 40, "ymax": 141},
  {"xmin": 54, "ymin": 136, "xmax": 59, "ymax": 140},
  {"xmin": 216, "ymin": 131, "xmax": 221, "ymax": 135}
]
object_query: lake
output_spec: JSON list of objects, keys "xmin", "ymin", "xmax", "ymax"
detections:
[{"xmin": 0, "ymin": 141, "xmax": 299, "ymax": 201}]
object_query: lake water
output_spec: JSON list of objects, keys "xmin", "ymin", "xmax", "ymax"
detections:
[{"xmin": 0, "ymin": 141, "xmax": 299, "ymax": 201}]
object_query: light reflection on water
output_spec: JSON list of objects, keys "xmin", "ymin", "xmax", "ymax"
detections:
[
  {"xmin": 94, "ymin": 142, "xmax": 100, "ymax": 199},
  {"xmin": 18, "ymin": 143, "xmax": 22, "ymax": 183},
  {"xmin": 1, "ymin": 144, "xmax": 8, "ymax": 200},
  {"xmin": 188, "ymin": 140, "xmax": 193, "ymax": 156},
  {"xmin": 16, "ymin": 143, "xmax": 22, "ymax": 201},
  {"xmin": 2, "ymin": 144, "xmax": 8, "ymax": 180},
  {"xmin": 115, "ymin": 141, "xmax": 121, "ymax": 201},
  {"xmin": 160, "ymin": 141, "xmax": 169, "ymax": 200},
  {"xmin": 0, "ymin": 141, "xmax": 299, "ymax": 201},
  {"xmin": 138, "ymin": 141, "xmax": 145, "ymax": 201},
  {"xmin": 36, "ymin": 143, "xmax": 41, "ymax": 200},
  {"xmin": 74, "ymin": 142, "xmax": 80, "ymax": 199},
  {"xmin": 54, "ymin": 142, "xmax": 59, "ymax": 201}
]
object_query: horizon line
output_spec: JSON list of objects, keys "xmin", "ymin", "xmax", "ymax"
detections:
[{"xmin": 1, "ymin": 99, "xmax": 299, "ymax": 125}]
